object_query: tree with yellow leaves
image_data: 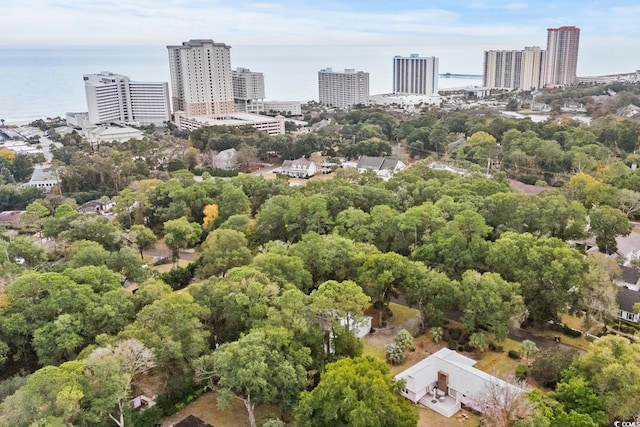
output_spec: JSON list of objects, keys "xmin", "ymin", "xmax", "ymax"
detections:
[{"xmin": 203, "ymin": 204, "xmax": 219, "ymax": 230}]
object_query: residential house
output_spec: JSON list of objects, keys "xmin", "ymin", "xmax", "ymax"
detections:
[
  {"xmin": 0, "ymin": 210, "xmax": 25, "ymax": 229},
  {"xmin": 616, "ymin": 287, "xmax": 640, "ymax": 323},
  {"xmin": 356, "ymin": 156, "xmax": 406, "ymax": 180},
  {"xmin": 173, "ymin": 415, "xmax": 213, "ymax": 427},
  {"xmin": 279, "ymin": 157, "xmax": 317, "ymax": 178},
  {"xmin": 21, "ymin": 164, "xmax": 58, "ymax": 193},
  {"xmin": 614, "ymin": 266, "xmax": 640, "ymax": 292},
  {"xmin": 210, "ymin": 148, "xmax": 238, "ymax": 170},
  {"xmin": 80, "ymin": 199, "xmax": 115, "ymax": 215},
  {"xmin": 396, "ymin": 348, "xmax": 523, "ymax": 418}
]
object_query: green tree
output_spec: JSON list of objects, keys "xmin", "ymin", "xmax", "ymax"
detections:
[
  {"xmin": 128, "ymin": 224, "xmax": 157, "ymax": 258},
  {"xmin": 68, "ymin": 240, "xmax": 109, "ymax": 268},
  {"xmin": 198, "ymin": 228, "xmax": 252, "ymax": 278},
  {"xmin": 120, "ymin": 292, "xmax": 209, "ymax": 382},
  {"xmin": 487, "ymin": 232, "xmax": 588, "ymax": 322},
  {"xmin": 289, "ymin": 232, "xmax": 372, "ymax": 285},
  {"xmin": 251, "ymin": 251, "xmax": 313, "ymax": 292},
  {"xmin": 403, "ymin": 262, "xmax": 459, "ymax": 329},
  {"xmin": 21, "ymin": 200, "xmax": 50, "ymax": 236},
  {"xmin": 469, "ymin": 332, "xmax": 487, "ymax": 354},
  {"xmin": 7, "ymin": 235, "xmax": 46, "ymax": 268},
  {"xmin": 295, "ymin": 356, "xmax": 418, "ymax": 427},
  {"xmin": 32, "ymin": 313, "xmax": 84, "ymax": 366},
  {"xmin": 460, "ymin": 271, "xmax": 525, "ymax": 342},
  {"xmin": 530, "ymin": 347, "xmax": 578, "ymax": 388},
  {"xmin": 552, "ymin": 377, "xmax": 608, "ymax": 426},
  {"xmin": 106, "ymin": 246, "xmax": 149, "ymax": 283},
  {"xmin": 194, "ymin": 328, "xmax": 311, "ymax": 427},
  {"xmin": 358, "ymin": 252, "xmax": 411, "ymax": 322},
  {"xmin": 519, "ymin": 340, "xmax": 539, "ymax": 364},
  {"xmin": 163, "ymin": 216, "xmax": 201, "ymax": 268},
  {"xmin": 0, "ymin": 361, "xmax": 84, "ymax": 426},
  {"xmin": 310, "ymin": 280, "xmax": 370, "ymax": 353},
  {"xmin": 81, "ymin": 339, "xmax": 155, "ymax": 427},
  {"xmin": 564, "ymin": 335, "xmax": 640, "ymax": 421},
  {"xmin": 412, "ymin": 210, "xmax": 492, "ymax": 278},
  {"xmin": 217, "ymin": 183, "xmax": 251, "ymax": 223},
  {"xmin": 589, "ymin": 205, "xmax": 632, "ymax": 254}
]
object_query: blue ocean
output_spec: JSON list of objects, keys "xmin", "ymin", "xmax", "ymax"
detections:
[{"xmin": 0, "ymin": 45, "xmax": 482, "ymax": 122}]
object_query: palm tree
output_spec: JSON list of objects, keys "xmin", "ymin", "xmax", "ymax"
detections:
[
  {"xmin": 519, "ymin": 340, "xmax": 539, "ymax": 365},
  {"xmin": 430, "ymin": 326, "xmax": 444, "ymax": 344},
  {"xmin": 385, "ymin": 343, "xmax": 405, "ymax": 366},
  {"xmin": 470, "ymin": 332, "xmax": 488, "ymax": 355}
]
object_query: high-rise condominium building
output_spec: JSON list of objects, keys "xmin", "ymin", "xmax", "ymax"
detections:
[
  {"xmin": 393, "ymin": 54, "xmax": 439, "ymax": 95},
  {"xmin": 318, "ymin": 68, "xmax": 369, "ymax": 110},
  {"xmin": 167, "ymin": 39, "xmax": 234, "ymax": 117},
  {"xmin": 83, "ymin": 72, "xmax": 171, "ymax": 126},
  {"xmin": 232, "ymin": 67, "xmax": 266, "ymax": 113},
  {"xmin": 483, "ymin": 47, "xmax": 546, "ymax": 90},
  {"xmin": 545, "ymin": 26, "xmax": 580, "ymax": 86}
]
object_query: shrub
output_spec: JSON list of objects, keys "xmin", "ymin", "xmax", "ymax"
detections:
[
  {"xmin": 464, "ymin": 344, "xmax": 474, "ymax": 352},
  {"xmin": 443, "ymin": 330, "xmax": 451, "ymax": 342},
  {"xmin": 516, "ymin": 365, "xmax": 527, "ymax": 381},
  {"xmin": 488, "ymin": 342, "xmax": 504, "ymax": 352},
  {"xmin": 508, "ymin": 350, "xmax": 521, "ymax": 360},
  {"xmin": 561, "ymin": 324, "xmax": 582, "ymax": 338},
  {"xmin": 430, "ymin": 326, "xmax": 444, "ymax": 344},
  {"xmin": 531, "ymin": 347, "xmax": 578, "ymax": 388},
  {"xmin": 394, "ymin": 329, "xmax": 414, "ymax": 352},
  {"xmin": 385, "ymin": 343, "xmax": 405, "ymax": 365},
  {"xmin": 450, "ymin": 328, "xmax": 462, "ymax": 341}
]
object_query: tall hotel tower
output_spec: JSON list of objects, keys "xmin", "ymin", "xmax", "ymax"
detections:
[
  {"xmin": 167, "ymin": 39, "xmax": 234, "ymax": 117},
  {"xmin": 483, "ymin": 47, "xmax": 546, "ymax": 90},
  {"xmin": 393, "ymin": 54, "xmax": 439, "ymax": 95},
  {"xmin": 83, "ymin": 72, "xmax": 170, "ymax": 126},
  {"xmin": 232, "ymin": 67, "xmax": 266, "ymax": 113},
  {"xmin": 545, "ymin": 26, "xmax": 580, "ymax": 86},
  {"xmin": 318, "ymin": 68, "xmax": 369, "ymax": 109}
]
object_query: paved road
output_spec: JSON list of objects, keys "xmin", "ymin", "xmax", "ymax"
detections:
[
  {"xmin": 38, "ymin": 134, "xmax": 62, "ymax": 161},
  {"xmin": 508, "ymin": 326, "xmax": 583, "ymax": 353}
]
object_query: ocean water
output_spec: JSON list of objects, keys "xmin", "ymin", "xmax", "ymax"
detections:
[{"xmin": 0, "ymin": 45, "xmax": 482, "ymax": 122}]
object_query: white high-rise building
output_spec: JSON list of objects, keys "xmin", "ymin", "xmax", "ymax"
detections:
[
  {"xmin": 545, "ymin": 26, "xmax": 580, "ymax": 86},
  {"xmin": 318, "ymin": 68, "xmax": 369, "ymax": 110},
  {"xmin": 521, "ymin": 46, "xmax": 547, "ymax": 90},
  {"xmin": 393, "ymin": 54, "xmax": 439, "ymax": 95},
  {"xmin": 167, "ymin": 39, "xmax": 234, "ymax": 117},
  {"xmin": 232, "ymin": 67, "xmax": 265, "ymax": 113},
  {"xmin": 483, "ymin": 47, "xmax": 545, "ymax": 90},
  {"xmin": 83, "ymin": 72, "xmax": 170, "ymax": 126}
]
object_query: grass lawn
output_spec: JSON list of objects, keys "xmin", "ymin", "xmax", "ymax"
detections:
[
  {"xmin": 152, "ymin": 259, "xmax": 191, "ymax": 273},
  {"xmin": 417, "ymin": 406, "xmax": 481, "ymax": 427},
  {"xmin": 388, "ymin": 302, "xmax": 420, "ymax": 327},
  {"xmin": 475, "ymin": 338, "xmax": 522, "ymax": 379},
  {"xmin": 162, "ymin": 391, "xmax": 282, "ymax": 427},
  {"xmin": 362, "ymin": 340, "xmax": 386, "ymax": 362}
]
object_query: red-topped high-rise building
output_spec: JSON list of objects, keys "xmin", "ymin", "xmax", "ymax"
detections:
[{"xmin": 545, "ymin": 26, "xmax": 580, "ymax": 86}]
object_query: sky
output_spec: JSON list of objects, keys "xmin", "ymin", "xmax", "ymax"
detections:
[{"xmin": 2, "ymin": 0, "xmax": 639, "ymax": 74}]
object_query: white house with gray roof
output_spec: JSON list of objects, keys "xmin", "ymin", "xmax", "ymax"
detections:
[
  {"xmin": 278, "ymin": 158, "xmax": 317, "ymax": 178},
  {"xmin": 355, "ymin": 156, "xmax": 406, "ymax": 180},
  {"xmin": 396, "ymin": 348, "xmax": 523, "ymax": 417},
  {"xmin": 21, "ymin": 164, "xmax": 58, "ymax": 193}
]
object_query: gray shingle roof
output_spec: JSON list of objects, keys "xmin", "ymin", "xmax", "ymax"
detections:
[{"xmin": 616, "ymin": 287, "xmax": 640, "ymax": 313}]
